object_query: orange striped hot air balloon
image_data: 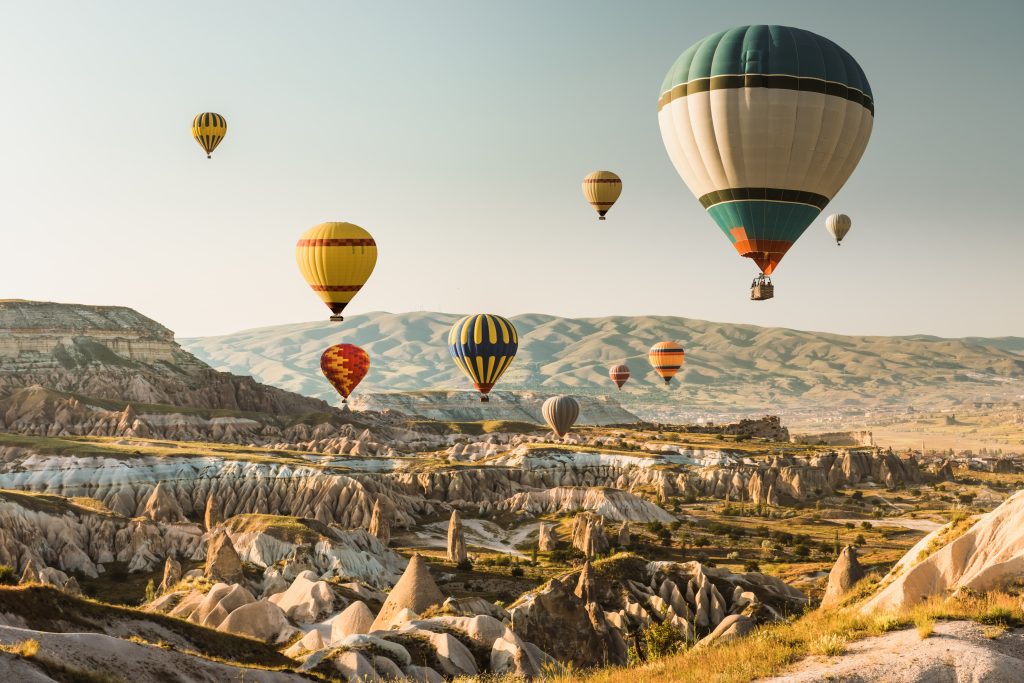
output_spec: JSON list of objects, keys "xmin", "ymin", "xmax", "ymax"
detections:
[
  {"xmin": 320, "ymin": 344, "xmax": 370, "ymax": 403},
  {"xmin": 648, "ymin": 342, "xmax": 685, "ymax": 385},
  {"xmin": 609, "ymin": 364, "xmax": 630, "ymax": 390}
]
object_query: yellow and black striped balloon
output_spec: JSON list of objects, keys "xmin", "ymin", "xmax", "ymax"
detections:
[
  {"xmin": 447, "ymin": 314, "xmax": 518, "ymax": 402},
  {"xmin": 192, "ymin": 112, "xmax": 227, "ymax": 158}
]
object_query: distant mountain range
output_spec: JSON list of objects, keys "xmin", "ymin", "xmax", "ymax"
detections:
[{"xmin": 181, "ymin": 312, "xmax": 1024, "ymax": 420}]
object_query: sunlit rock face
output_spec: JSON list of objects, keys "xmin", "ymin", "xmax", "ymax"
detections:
[{"xmin": 0, "ymin": 300, "xmax": 329, "ymax": 414}]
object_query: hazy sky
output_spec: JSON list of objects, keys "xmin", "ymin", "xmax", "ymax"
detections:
[{"xmin": 2, "ymin": 1, "xmax": 1022, "ymax": 338}]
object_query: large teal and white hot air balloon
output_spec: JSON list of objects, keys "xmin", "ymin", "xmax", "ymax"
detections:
[{"xmin": 658, "ymin": 26, "xmax": 874, "ymax": 281}]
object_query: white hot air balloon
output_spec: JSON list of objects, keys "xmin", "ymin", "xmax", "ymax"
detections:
[{"xmin": 826, "ymin": 214, "xmax": 852, "ymax": 245}]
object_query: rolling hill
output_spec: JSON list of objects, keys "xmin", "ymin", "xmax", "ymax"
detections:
[{"xmin": 181, "ymin": 312, "xmax": 1024, "ymax": 422}]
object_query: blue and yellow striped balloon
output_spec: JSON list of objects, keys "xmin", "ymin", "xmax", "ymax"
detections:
[{"xmin": 448, "ymin": 314, "xmax": 518, "ymax": 402}]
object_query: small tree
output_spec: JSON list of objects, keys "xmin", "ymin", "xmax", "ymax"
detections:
[
  {"xmin": 145, "ymin": 579, "xmax": 156, "ymax": 602},
  {"xmin": 0, "ymin": 565, "xmax": 17, "ymax": 586}
]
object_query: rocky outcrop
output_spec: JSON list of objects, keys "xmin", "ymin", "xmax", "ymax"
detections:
[
  {"xmin": 821, "ymin": 546, "xmax": 865, "ymax": 609},
  {"xmin": 0, "ymin": 301, "xmax": 330, "ymax": 415},
  {"xmin": 158, "ymin": 557, "xmax": 182, "ymax": 594},
  {"xmin": 572, "ymin": 513, "xmax": 609, "ymax": 558},
  {"xmin": 0, "ymin": 494, "xmax": 202, "ymax": 578},
  {"xmin": 512, "ymin": 554, "xmax": 806, "ymax": 667},
  {"xmin": 204, "ymin": 494, "xmax": 220, "ymax": 531},
  {"xmin": 217, "ymin": 600, "xmax": 295, "ymax": 643},
  {"xmin": 538, "ymin": 522, "xmax": 557, "ymax": 551},
  {"xmin": 369, "ymin": 499, "xmax": 390, "ymax": 546},
  {"xmin": 862, "ymin": 490, "xmax": 1024, "ymax": 614},
  {"xmin": 447, "ymin": 510, "xmax": 467, "ymax": 564},
  {"xmin": 142, "ymin": 483, "xmax": 186, "ymax": 523},
  {"xmin": 617, "ymin": 522, "xmax": 631, "ymax": 548},
  {"xmin": 502, "ymin": 487, "xmax": 674, "ymax": 523},
  {"xmin": 268, "ymin": 571, "xmax": 335, "ymax": 623},
  {"xmin": 205, "ymin": 531, "xmax": 244, "ymax": 584},
  {"xmin": 329, "ymin": 601, "xmax": 376, "ymax": 643},
  {"xmin": 371, "ymin": 555, "xmax": 445, "ymax": 631}
]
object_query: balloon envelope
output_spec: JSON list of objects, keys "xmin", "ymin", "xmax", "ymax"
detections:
[
  {"xmin": 542, "ymin": 395, "xmax": 580, "ymax": 437},
  {"xmin": 649, "ymin": 342, "xmax": 685, "ymax": 385},
  {"xmin": 658, "ymin": 26, "xmax": 874, "ymax": 275},
  {"xmin": 320, "ymin": 344, "xmax": 370, "ymax": 402},
  {"xmin": 192, "ymin": 112, "xmax": 227, "ymax": 158},
  {"xmin": 448, "ymin": 314, "xmax": 518, "ymax": 402},
  {"xmin": 609, "ymin": 364, "xmax": 630, "ymax": 389},
  {"xmin": 582, "ymin": 171, "xmax": 622, "ymax": 220},
  {"xmin": 296, "ymin": 222, "xmax": 378, "ymax": 321},
  {"xmin": 826, "ymin": 214, "xmax": 852, "ymax": 244}
]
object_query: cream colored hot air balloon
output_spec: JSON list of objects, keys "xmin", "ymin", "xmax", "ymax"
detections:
[
  {"xmin": 295, "ymin": 222, "xmax": 377, "ymax": 322},
  {"xmin": 581, "ymin": 171, "xmax": 622, "ymax": 220},
  {"xmin": 826, "ymin": 214, "xmax": 852, "ymax": 245},
  {"xmin": 542, "ymin": 395, "xmax": 580, "ymax": 437}
]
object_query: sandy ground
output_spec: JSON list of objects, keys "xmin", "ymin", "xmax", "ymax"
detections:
[{"xmin": 759, "ymin": 621, "xmax": 1024, "ymax": 683}]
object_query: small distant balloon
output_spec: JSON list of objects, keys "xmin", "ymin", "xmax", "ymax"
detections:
[
  {"xmin": 581, "ymin": 171, "xmax": 622, "ymax": 220},
  {"xmin": 542, "ymin": 395, "xmax": 580, "ymax": 437},
  {"xmin": 192, "ymin": 112, "xmax": 227, "ymax": 158},
  {"xmin": 649, "ymin": 341, "xmax": 685, "ymax": 385},
  {"xmin": 320, "ymin": 344, "xmax": 370, "ymax": 403},
  {"xmin": 826, "ymin": 214, "xmax": 852, "ymax": 245},
  {"xmin": 609, "ymin": 364, "xmax": 630, "ymax": 390}
]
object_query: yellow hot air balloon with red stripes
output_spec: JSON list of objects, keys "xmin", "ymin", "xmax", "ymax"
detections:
[
  {"xmin": 648, "ymin": 341, "xmax": 685, "ymax": 385},
  {"xmin": 582, "ymin": 171, "xmax": 622, "ymax": 220},
  {"xmin": 296, "ymin": 222, "xmax": 378, "ymax": 322}
]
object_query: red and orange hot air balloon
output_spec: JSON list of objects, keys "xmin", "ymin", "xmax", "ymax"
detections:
[
  {"xmin": 648, "ymin": 342, "xmax": 685, "ymax": 386},
  {"xmin": 320, "ymin": 344, "xmax": 370, "ymax": 403},
  {"xmin": 608, "ymin": 364, "xmax": 630, "ymax": 390}
]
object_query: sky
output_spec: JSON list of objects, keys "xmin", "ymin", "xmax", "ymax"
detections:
[{"xmin": 1, "ymin": 1, "xmax": 1022, "ymax": 339}]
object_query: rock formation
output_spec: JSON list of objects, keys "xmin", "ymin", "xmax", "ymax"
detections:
[
  {"xmin": 447, "ymin": 509, "xmax": 468, "ymax": 564},
  {"xmin": 617, "ymin": 521, "xmax": 631, "ymax": 548},
  {"xmin": 142, "ymin": 483, "xmax": 186, "ymax": 523},
  {"xmin": 572, "ymin": 512, "xmax": 609, "ymax": 558},
  {"xmin": 204, "ymin": 494, "xmax": 220, "ymax": 531},
  {"xmin": 205, "ymin": 530, "xmax": 244, "ymax": 585},
  {"xmin": 821, "ymin": 546, "xmax": 865, "ymax": 609},
  {"xmin": 538, "ymin": 522, "xmax": 557, "ymax": 551},
  {"xmin": 19, "ymin": 559, "xmax": 39, "ymax": 584},
  {"xmin": 369, "ymin": 499, "xmax": 390, "ymax": 546},
  {"xmin": 158, "ymin": 557, "xmax": 182, "ymax": 594},
  {"xmin": 862, "ymin": 490, "xmax": 1024, "ymax": 614},
  {"xmin": 371, "ymin": 554, "xmax": 445, "ymax": 631}
]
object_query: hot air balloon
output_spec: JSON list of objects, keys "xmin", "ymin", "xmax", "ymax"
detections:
[
  {"xmin": 296, "ymin": 222, "xmax": 378, "ymax": 322},
  {"xmin": 658, "ymin": 26, "xmax": 874, "ymax": 299},
  {"xmin": 192, "ymin": 112, "xmax": 227, "ymax": 158},
  {"xmin": 609, "ymin": 364, "xmax": 630, "ymax": 390},
  {"xmin": 320, "ymin": 344, "xmax": 370, "ymax": 403},
  {"xmin": 542, "ymin": 395, "xmax": 580, "ymax": 438},
  {"xmin": 448, "ymin": 314, "xmax": 518, "ymax": 402},
  {"xmin": 826, "ymin": 214, "xmax": 852, "ymax": 245},
  {"xmin": 582, "ymin": 171, "xmax": 622, "ymax": 220},
  {"xmin": 649, "ymin": 341, "xmax": 685, "ymax": 385}
]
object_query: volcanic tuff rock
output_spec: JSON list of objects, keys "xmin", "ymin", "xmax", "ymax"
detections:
[
  {"xmin": 503, "ymin": 486, "xmax": 674, "ymax": 523},
  {"xmin": 572, "ymin": 512, "xmax": 610, "ymax": 558},
  {"xmin": 510, "ymin": 554, "xmax": 807, "ymax": 667},
  {"xmin": 205, "ymin": 531, "xmax": 244, "ymax": 584},
  {"xmin": 369, "ymin": 499, "xmax": 390, "ymax": 546},
  {"xmin": 0, "ymin": 300, "xmax": 330, "ymax": 414},
  {"xmin": 370, "ymin": 555, "xmax": 445, "ymax": 631},
  {"xmin": 446, "ymin": 509, "xmax": 467, "ymax": 564},
  {"xmin": 862, "ymin": 489, "xmax": 1024, "ymax": 614},
  {"xmin": 821, "ymin": 546, "xmax": 865, "ymax": 609},
  {"xmin": 538, "ymin": 522, "xmax": 557, "ymax": 551}
]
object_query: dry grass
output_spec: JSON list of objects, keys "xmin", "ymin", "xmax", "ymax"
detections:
[{"xmin": 542, "ymin": 591, "xmax": 1024, "ymax": 683}]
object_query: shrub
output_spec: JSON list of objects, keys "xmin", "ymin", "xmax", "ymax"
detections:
[
  {"xmin": 641, "ymin": 614, "xmax": 685, "ymax": 659},
  {"xmin": 861, "ymin": 521, "xmax": 873, "ymax": 530},
  {"xmin": 456, "ymin": 559, "xmax": 472, "ymax": 571},
  {"xmin": 144, "ymin": 579, "xmax": 156, "ymax": 602},
  {"xmin": 743, "ymin": 560, "xmax": 761, "ymax": 573},
  {"xmin": 0, "ymin": 565, "xmax": 17, "ymax": 586},
  {"xmin": 510, "ymin": 565, "xmax": 524, "ymax": 578}
]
